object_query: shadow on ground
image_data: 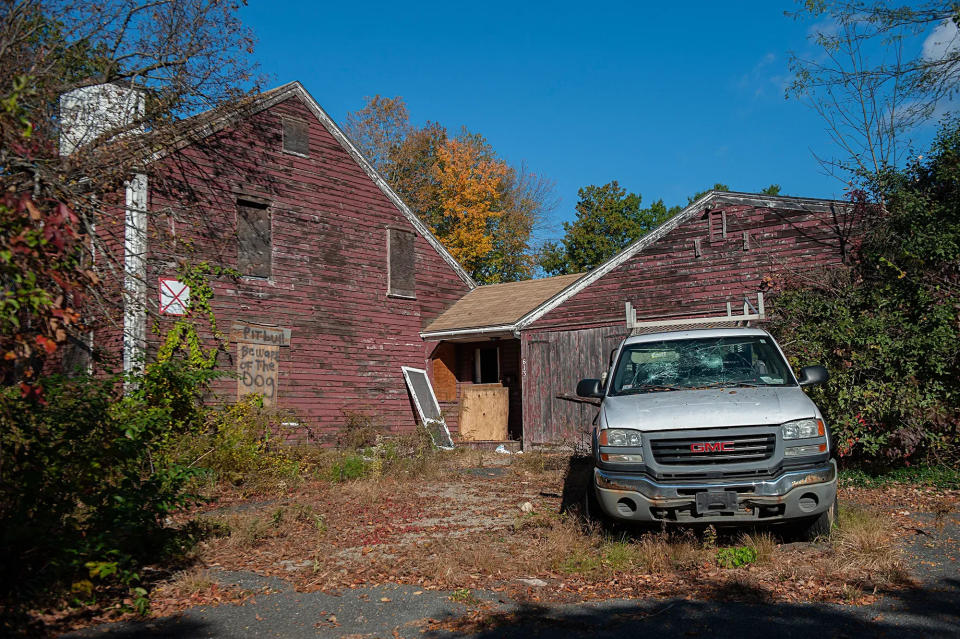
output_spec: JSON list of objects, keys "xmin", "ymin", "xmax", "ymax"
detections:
[
  {"xmin": 429, "ymin": 577, "xmax": 960, "ymax": 639},
  {"xmin": 63, "ymin": 577, "xmax": 960, "ymax": 638}
]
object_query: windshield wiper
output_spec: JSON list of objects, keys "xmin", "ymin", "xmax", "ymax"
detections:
[
  {"xmin": 687, "ymin": 380, "xmax": 763, "ymax": 389},
  {"xmin": 615, "ymin": 384, "xmax": 682, "ymax": 395},
  {"xmin": 636, "ymin": 383, "xmax": 682, "ymax": 392},
  {"xmin": 715, "ymin": 380, "xmax": 764, "ymax": 388}
]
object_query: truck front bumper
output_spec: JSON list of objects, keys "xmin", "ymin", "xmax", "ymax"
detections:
[{"xmin": 594, "ymin": 460, "xmax": 837, "ymax": 523}]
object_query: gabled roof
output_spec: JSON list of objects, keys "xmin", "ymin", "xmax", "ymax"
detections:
[
  {"xmin": 130, "ymin": 81, "xmax": 476, "ymax": 289},
  {"xmin": 422, "ymin": 273, "xmax": 584, "ymax": 337},
  {"xmin": 420, "ymin": 190, "xmax": 849, "ymax": 339}
]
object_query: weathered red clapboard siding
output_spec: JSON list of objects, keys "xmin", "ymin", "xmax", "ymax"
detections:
[
  {"xmin": 529, "ymin": 204, "xmax": 848, "ymax": 331},
  {"xmin": 138, "ymin": 94, "xmax": 470, "ymax": 440},
  {"xmin": 88, "ymin": 198, "xmax": 128, "ymax": 373},
  {"xmin": 520, "ymin": 202, "xmax": 852, "ymax": 444}
]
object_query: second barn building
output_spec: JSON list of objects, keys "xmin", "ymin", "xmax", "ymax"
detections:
[{"xmin": 421, "ymin": 191, "xmax": 857, "ymax": 448}]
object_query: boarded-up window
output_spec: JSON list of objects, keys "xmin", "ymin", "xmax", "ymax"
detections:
[
  {"xmin": 238, "ymin": 201, "xmax": 271, "ymax": 277},
  {"xmin": 388, "ymin": 228, "xmax": 416, "ymax": 298},
  {"xmin": 431, "ymin": 343, "xmax": 457, "ymax": 401},
  {"xmin": 282, "ymin": 118, "xmax": 309, "ymax": 156}
]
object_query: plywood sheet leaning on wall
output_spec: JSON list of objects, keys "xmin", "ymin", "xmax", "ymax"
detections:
[
  {"xmin": 401, "ymin": 366, "xmax": 455, "ymax": 449},
  {"xmin": 459, "ymin": 384, "xmax": 509, "ymax": 441}
]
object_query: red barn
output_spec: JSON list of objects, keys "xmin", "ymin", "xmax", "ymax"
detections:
[
  {"xmin": 421, "ymin": 191, "xmax": 857, "ymax": 448},
  {"xmin": 85, "ymin": 82, "xmax": 474, "ymax": 440}
]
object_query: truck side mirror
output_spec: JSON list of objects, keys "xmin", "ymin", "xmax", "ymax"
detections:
[
  {"xmin": 797, "ymin": 365, "xmax": 829, "ymax": 386},
  {"xmin": 577, "ymin": 378, "xmax": 603, "ymax": 398}
]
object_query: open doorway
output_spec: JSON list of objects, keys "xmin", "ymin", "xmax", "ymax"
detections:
[
  {"xmin": 475, "ymin": 345, "xmax": 499, "ymax": 384},
  {"xmin": 430, "ymin": 339, "xmax": 522, "ymax": 442}
]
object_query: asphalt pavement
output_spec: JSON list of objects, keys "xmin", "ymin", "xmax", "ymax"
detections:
[{"xmin": 66, "ymin": 516, "xmax": 960, "ymax": 639}]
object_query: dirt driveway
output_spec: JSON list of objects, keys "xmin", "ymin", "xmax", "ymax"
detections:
[{"xmin": 64, "ymin": 453, "xmax": 960, "ymax": 637}]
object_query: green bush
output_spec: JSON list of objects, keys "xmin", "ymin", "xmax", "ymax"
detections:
[
  {"xmin": 771, "ymin": 121, "xmax": 960, "ymax": 466},
  {"xmin": 329, "ymin": 454, "xmax": 371, "ymax": 482},
  {"xmin": 162, "ymin": 396, "xmax": 302, "ymax": 486},
  {"xmin": 0, "ymin": 358, "xmax": 217, "ymax": 598}
]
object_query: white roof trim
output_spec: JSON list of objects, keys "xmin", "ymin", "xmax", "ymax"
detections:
[
  {"xmin": 419, "ymin": 323, "xmax": 518, "ymax": 340},
  {"xmin": 147, "ymin": 81, "xmax": 476, "ymax": 289},
  {"xmin": 514, "ymin": 190, "xmax": 850, "ymax": 329}
]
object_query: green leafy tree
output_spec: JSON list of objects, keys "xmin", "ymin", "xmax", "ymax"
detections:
[
  {"xmin": 761, "ymin": 184, "xmax": 782, "ymax": 196},
  {"xmin": 541, "ymin": 181, "xmax": 718, "ymax": 275}
]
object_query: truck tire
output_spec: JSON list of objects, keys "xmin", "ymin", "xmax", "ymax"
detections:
[
  {"xmin": 582, "ymin": 482, "xmax": 601, "ymax": 523},
  {"xmin": 795, "ymin": 496, "xmax": 838, "ymax": 541}
]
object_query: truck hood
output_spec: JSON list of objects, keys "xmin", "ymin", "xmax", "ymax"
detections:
[{"xmin": 601, "ymin": 386, "xmax": 818, "ymax": 432}]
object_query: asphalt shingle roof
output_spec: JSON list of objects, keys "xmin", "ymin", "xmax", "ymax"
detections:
[{"xmin": 423, "ymin": 273, "xmax": 584, "ymax": 334}]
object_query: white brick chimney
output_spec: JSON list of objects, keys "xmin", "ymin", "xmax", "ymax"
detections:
[{"xmin": 59, "ymin": 83, "xmax": 145, "ymax": 156}]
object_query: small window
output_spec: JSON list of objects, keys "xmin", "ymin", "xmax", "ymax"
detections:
[
  {"xmin": 237, "ymin": 201, "xmax": 271, "ymax": 277},
  {"xmin": 387, "ymin": 228, "xmax": 416, "ymax": 298},
  {"xmin": 282, "ymin": 118, "xmax": 309, "ymax": 156}
]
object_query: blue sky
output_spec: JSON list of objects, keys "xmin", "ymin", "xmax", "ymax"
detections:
[{"xmin": 240, "ymin": 1, "xmax": 943, "ymax": 243}]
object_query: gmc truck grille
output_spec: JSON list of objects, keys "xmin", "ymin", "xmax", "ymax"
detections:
[{"xmin": 651, "ymin": 433, "xmax": 776, "ymax": 465}]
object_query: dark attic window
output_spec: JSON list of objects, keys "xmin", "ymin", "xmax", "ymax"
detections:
[
  {"xmin": 282, "ymin": 118, "xmax": 309, "ymax": 156},
  {"xmin": 387, "ymin": 228, "xmax": 416, "ymax": 299},
  {"xmin": 237, "ymin": 200, "xmax": 271, "ymax": 278}
]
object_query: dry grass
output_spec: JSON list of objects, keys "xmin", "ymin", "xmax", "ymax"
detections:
[
  {"xmin": 832, "ymin": 505, "xmax": 908, "ymax": 583},
  {"xmin": 162, "ymin": 568, "xmax": 217, "ymax": 598},
  {"xmin": 739, "ymin": 531, "xmax": 778, "ymax": 564},
  {"xmin": 186, "ymin": 451, "xmax": 914, "ymax": 607},
  {"xmin": 511, "ymin": 450, "xmax": 570, "ymax": 476}
]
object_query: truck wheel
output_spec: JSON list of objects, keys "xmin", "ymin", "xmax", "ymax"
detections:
[
  {"xmin": 581, "ymin": 483, "xmax": 609, "ymax": 528},
  {"xmin": 796, "ymin": 496, "xmax": 837, "ymax": 542}
]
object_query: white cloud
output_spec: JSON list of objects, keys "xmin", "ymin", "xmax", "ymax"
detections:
[
  {"xmin": 807, "ymin": 18, "xmax": 839, "ymax": 39},
  {"xmin": 737, "ymin": 53, "xmax": 779, "ymax": 96},
  {"xmin": 923, "ymin": 19, "xmax": 960, "ymax": 61}
]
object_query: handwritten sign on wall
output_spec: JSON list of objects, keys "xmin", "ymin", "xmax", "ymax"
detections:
[{"xmin": 230, "ymin": 322, "xmax": 291, "ymax": 407}]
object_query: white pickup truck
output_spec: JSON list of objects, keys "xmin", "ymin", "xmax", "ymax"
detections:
[{"xmin": 577, "ymin": 327, "xmax": 836, "ymax": 540}]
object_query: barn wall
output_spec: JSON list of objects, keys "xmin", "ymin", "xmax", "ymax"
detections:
[
  {"xmin": 529, "ymin": 203, "xmax": 850, "ymax": 332},
  {"xmin": 521, "ymin": 202, "xmax": 852, "ymax": 444},
  {"xmin": 140, "ymin": 95, "xmax": 470, "ymax": 441}
]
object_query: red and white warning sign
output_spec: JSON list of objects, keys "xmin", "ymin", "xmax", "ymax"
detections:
[{"xmin": 159, "ymin": 278, "xmax": 190, "ymax": 315}]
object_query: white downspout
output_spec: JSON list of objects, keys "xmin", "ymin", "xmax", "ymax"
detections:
[{"xmin": 123, "ymin": 173, "xmax": 148, "ymax": 375}]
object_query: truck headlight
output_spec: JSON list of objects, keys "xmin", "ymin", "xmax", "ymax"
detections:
[
  {"xmin": 600, "ymin": 429, "xmax": 643, "ymax": 447},
  {"xmin": 781, "ymin": 418, "xmax": 825, "ymax": 440},
  {"xmin": 598, "ymin": 429, "xmax": 643, "ymax": 463}
]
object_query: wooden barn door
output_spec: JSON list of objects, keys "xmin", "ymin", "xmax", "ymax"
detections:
[{"xmin": 522, "ymin": 326, "xmax": 627, "ymax": 448}]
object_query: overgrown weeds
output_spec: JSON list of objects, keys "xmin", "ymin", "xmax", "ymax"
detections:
[
  {"xmin": 831, "ymin": 505, "xmax": 907, "ymax": 583},
  {"xmin": 163, "ymin": 396, "xmax": 305, "ymax": 490}
]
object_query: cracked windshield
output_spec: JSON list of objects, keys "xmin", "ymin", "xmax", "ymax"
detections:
[{"xmin": 611, "ymin": 336, "xmax": 792, "ymax": 394}]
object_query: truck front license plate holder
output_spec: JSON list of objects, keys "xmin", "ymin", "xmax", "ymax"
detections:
[{"xmin": 695, "ymin": 491, "xmax": 738, "ymax": 515}]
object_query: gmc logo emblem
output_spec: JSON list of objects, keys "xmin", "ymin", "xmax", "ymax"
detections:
[{"xmin": 690, "ymin": 441, "xmax": 735, "ymax": 453}]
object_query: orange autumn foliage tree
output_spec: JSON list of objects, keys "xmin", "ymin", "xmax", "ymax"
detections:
[
  {"xmin": 344, "ymin": 95, "xmax": 555, "ymax": 283},
  {"xmin": 428, "ymin": 136, "xmax": 509, "ymax": 277}
]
